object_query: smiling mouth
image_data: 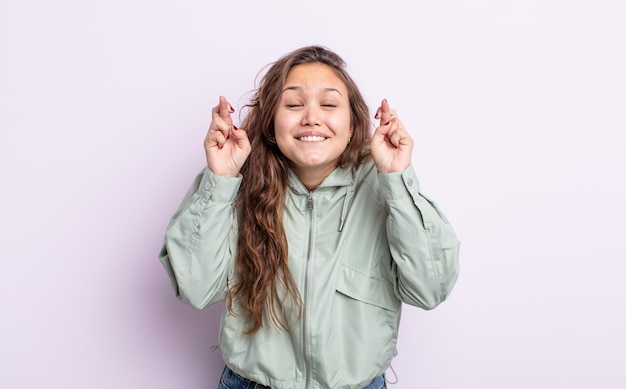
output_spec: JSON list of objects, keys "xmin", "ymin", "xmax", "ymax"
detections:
[{"xmin": 297, "ymin": 136, "xmax": 327, "ymax": 142}]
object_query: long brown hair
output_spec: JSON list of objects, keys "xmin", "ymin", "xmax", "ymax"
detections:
[{"xmin": 229, "ymin": 45, "xmax": 372, "ymax": 334}]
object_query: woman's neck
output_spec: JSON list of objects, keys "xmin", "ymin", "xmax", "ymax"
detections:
[{"xmin": 292, "ymin": 164, "xmax": 337, "ymax": 191}]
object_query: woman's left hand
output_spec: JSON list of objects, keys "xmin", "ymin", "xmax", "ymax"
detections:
[{"xmin": 371, "ymin": 98, "xmax": 414, "ymax": 173}]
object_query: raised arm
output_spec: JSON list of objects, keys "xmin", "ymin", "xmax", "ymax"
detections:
[
  {"xmin": 372, "ymin": 99, "xmax": 460, "ymax": 309},
  {"xmin": 159, "ymin": 96, "xmax": 251, "ymax": 309}
]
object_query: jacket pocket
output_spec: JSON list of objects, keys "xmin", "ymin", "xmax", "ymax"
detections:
[{"xmin": 336, "ymin": 264, "xmax": 400, "ymax": 312}]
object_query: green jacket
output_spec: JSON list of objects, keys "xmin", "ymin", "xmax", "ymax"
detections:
[{"xmin": 159, "ymin": 160, "xmax": 460, "ymax": 389}]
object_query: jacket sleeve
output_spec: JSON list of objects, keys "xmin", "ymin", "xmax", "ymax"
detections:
[
  {"xmin": 378, "ymin": 165, "xmax": 460, "ymax": 310},
  {"xmin": 158, "ymin": 167, "xmax": 242, "ymax": 309}
]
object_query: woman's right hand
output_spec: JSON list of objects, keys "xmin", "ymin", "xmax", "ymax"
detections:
[{"xmin": 204, "ymin": 96, "xmax": 251, "ymax": 177}]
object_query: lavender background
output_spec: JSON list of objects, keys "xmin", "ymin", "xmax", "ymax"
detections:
[{"xmin": 1, "ymin": 1, "xmax": 625, "ymax": 387}]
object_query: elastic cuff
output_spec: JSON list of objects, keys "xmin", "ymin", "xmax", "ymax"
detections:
[
  {"xmin": 200, "ymin": 168, "xmax": 242, "ymax": 203},
  {"xmin": 378, "ymin": 165, "xmax": 421, "ymax": 202}
]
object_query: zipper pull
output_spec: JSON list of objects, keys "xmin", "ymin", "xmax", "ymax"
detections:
[{"xmin": 308, "ymin": 192, "xmax": 313, "ymax": 210}]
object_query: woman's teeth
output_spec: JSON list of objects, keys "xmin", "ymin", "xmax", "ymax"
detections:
[{"xmin": 298, "ymin": 136, "xmax": 326, "ymax": 142}]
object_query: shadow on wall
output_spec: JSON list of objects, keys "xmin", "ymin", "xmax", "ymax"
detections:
[
  {"xmin": 163, "ymin": 299, "xmax": 225, "ymax": 381},
  {"xmin": 127, "ymin": 240, "xmax": 226, "ymax": 386}
]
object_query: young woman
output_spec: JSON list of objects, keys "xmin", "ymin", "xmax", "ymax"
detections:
[{"xmin": 160, "ymin": 45, "xmax": 460, "ymax": 389}]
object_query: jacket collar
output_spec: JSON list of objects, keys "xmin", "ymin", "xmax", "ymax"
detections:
[
  {"xmin": 288, "ymin": 165, "xmax": 362, "ymax": 232},
  {"xmin": 288, "ymin": 166, "xmax": 355, "ymax": 195}
]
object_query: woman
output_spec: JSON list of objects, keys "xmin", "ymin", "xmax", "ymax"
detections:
[{"xmin": 160, "ymin": 45, "xmax": 460, "ymax": 389}]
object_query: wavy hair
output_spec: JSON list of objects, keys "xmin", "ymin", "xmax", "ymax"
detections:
[{"xmin": 229, "ymin": 45, "xmax": 372, "ymax": 334}]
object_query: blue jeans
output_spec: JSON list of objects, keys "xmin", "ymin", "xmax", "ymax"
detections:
[{"xmin": 218, "ymin": 365, "xmax": 387, "ymax": 389}]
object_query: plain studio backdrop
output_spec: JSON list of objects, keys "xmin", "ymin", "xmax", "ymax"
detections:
[{"xmin": 1, "ymin": 0, "xmax": 624, "ymax": 388}]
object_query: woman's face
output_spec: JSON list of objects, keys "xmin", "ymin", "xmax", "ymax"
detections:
[{"xmin": 274, "ymin": 63, "xmax": 352, "ymax": 181}]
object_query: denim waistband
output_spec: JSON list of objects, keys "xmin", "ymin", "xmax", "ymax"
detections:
[{"xmin": 217, "ymin": 365, "xmax": 386, "ymax": 389}]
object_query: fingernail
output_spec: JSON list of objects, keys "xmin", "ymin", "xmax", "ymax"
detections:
[
  {"xmin": 383, "ymin": 98, "xmax": 388, "ymax": 104},
  {"xmin": 374, "ymin": 112, "xmax": 380, "ymax": 119},
  {"xmin": 233, "ymin": 125, "xmax": 238, "ymax": 131},
  {"xmin": 384, "ymin": 121, "xmax": 390, "ymax": 125},
  {"xmin": 229, "ymin": 106, "xmax": 235, "ymax": 113}
]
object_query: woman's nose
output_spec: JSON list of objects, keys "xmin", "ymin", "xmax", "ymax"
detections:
[{"xmin": 302, "ymin": 105, "xmax": 322, "ymax": 126}]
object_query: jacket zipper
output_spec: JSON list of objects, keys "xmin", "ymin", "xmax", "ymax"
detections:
[{"xmin": 303, "ymin": 192, "xmax": 314, "ymax": 388}]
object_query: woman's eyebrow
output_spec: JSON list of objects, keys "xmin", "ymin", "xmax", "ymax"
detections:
[{"xmin": 281, "ymin": 86, "xmax": 343, "ymax": 97}]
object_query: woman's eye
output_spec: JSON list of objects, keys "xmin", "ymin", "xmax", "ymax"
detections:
[
  {"xmin": 322, "ymin": 104, "xmax": 337, "ymax": 108},
  {"xmin": 286, "ymin": 104, "xmax": 303, "ymax": 108}
]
